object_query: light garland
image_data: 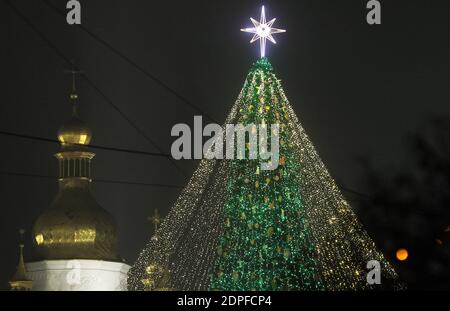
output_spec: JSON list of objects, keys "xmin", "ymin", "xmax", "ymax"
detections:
[{"xmin": 128, "ymin": 58, "xmax": 399, "ymax": 291}]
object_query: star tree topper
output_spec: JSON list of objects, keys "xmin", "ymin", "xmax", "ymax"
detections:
[{"xmin": 241, "ymin": 6, "xmax": 286, "ymax": 58}]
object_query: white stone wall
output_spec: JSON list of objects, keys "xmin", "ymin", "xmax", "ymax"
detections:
[{"xmin": 26, "ymin": 260, "xmax": 130, "ymax": 291}]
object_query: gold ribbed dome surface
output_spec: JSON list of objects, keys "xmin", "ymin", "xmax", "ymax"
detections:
[
  {"xmin": 32, "ymin": 180, "xmax": 118, "ymax": 261},
  {"xmin": 57, "ymin": 116, "xmax": 92, "ymax": 145}
]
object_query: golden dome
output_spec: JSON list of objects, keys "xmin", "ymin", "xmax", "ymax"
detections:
[
  {"xmin": 32, "ymin": 179, "xmax": 118, "ymax": 261},
  {"xmin": 57, "ymin": 115, "xmax": 92, "ymax": 146},
  {"xmin": 33, "ymin": 78, "xmax": 119, "ymax": 261}
]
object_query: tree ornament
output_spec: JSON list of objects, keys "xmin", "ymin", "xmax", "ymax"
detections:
[
  {"xmin": 232, "ymin": 272, "xmax": 239, "ymax": 281},
  {"xmin": 226, "ymin": 218, "xmax": 231, "ymax": 227}
]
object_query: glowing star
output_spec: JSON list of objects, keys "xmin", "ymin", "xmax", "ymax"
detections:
[{"xmin": 241, "ymin": 6, "xmax": 286, "ymax": 58}]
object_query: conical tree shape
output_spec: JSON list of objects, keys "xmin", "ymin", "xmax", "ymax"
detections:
[{"xmin": 128, "ymin": 58, "xmax": 399, "ymax": 290}]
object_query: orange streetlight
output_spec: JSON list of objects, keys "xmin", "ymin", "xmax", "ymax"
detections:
[{"xmin": 396, "ymin": 248, "xmax": 409, "ymax": 261}]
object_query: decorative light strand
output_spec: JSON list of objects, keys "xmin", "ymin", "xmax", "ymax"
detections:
[{"xmin": 128, "ymin": 58, "xmax": 399, "ymax": 291}]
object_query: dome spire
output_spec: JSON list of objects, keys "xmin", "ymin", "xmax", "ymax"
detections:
[
  {"xmin": 58, "ymin": 63, "xmax": 92, "ymax": 147},
  {"xmin": 9, "ymin": 229, "xmax": 32, "ymax": 291},
  {"xmin": 64, "ymin": 61, "xmax": 83, "ymax": 117},
  {"xmin": 147, "ymin": 209, "xmax": 162, "ymax": 241}
]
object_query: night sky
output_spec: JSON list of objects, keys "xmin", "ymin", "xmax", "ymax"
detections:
[{"xmin": 1, "ymin": 0, "xmax": 449, "ymax": 289}]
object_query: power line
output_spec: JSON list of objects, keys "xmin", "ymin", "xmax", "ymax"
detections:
[
  {"xmin": 0, "ymin": 170, "xmax": 182, "ymax": 189},
  {"xmin": 37, "ymin": 2, "xmax": 376, "ymax": 201},
  {"xmin": 337, "ymin": 184, "xmax": 373, "ymax": 201},
  {"xmin": 0, "ymin": 129, "xmax": 171, "ymax": 158},
  {"xmin": 3, "ymin": 0, "xmax": 374, "ymax": 202},
  {"xmin": 0, "ymin": 129, "xmax": 373, "ymax": 199},
  {"xmin": 3, "ymin": 0, "xmax": 187, "ymax": 177},
  {"xmin": 42, "ymin": 0, "xmax": 218, "ymax": 124},
  {"xmin": 0, "ymin": 169, "xmax": 370, "ymax": 201}
]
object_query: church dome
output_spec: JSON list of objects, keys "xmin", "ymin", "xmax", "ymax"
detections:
[
  {"xmin": 57, "ymin": 115, "xmax": 92, "ymax": 146},
  {"xmin": 33, "ymin": 99, "xmax": 118, "ymax": 261},
  {"xmin": 31, "ymin": 73, "xmax": 120, "ymax": 263},
  {"xmin": 32, "ymin": 180, "xmax": 118, "ymax": 261}
]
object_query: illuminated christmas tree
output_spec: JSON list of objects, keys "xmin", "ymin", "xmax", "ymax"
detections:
[{"xmin": 128, "ymin": 6, "xmax": 399, "ymax": 291}]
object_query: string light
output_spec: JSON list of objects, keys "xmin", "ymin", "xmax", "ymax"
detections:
[{"xmin": 128, "ymin": 58, "xmax": 399, "ymax": 290}]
